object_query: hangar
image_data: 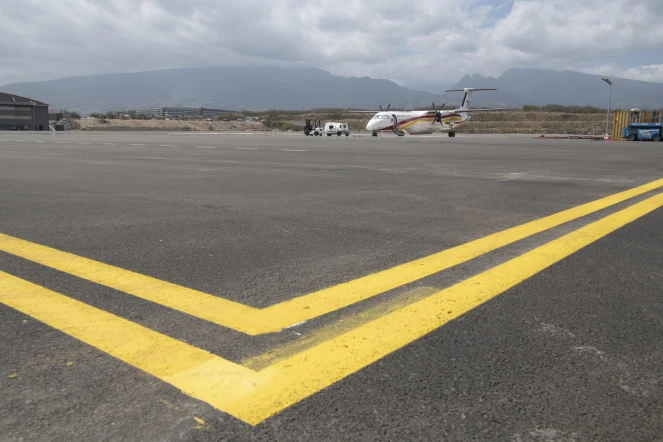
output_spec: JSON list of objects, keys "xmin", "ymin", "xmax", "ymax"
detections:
[{"xmin": 0, "ymin": 92, "xmax": 49, "ymax": 131}]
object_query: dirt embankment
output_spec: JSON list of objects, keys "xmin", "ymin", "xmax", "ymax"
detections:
[
  {"xmin": 68, "ymin": 111, "xmax": 608, "ymax": 135},
  {"xmin": 73, "ymin": 119, "xmax": 268, "ymax": 132},
  {"xmin": 456, "ymin": 111, "xmax": 607, "ymax": 135}
]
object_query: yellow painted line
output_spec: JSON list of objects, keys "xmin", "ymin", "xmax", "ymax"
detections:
[
  {"xmin": 0, "ymin": 232, "xmax": 264, "ymax": 330},
  {"xmin": 0, "ymin": 270, "xmax": 253, "ymax": 386},
  {"xmin": 242, "ymin": 286, "xmax": 439, "ymax": 370},
  {"xmin": 1, "ymin": 192, "xmax": 660, "ymax": 425},
  {"xmin": 215, "ymin": 191, "xmax": 663, "ymax": 424},
  {"xmin": 1, "ymin": 179, "xmax": 662, "ymax": 335},
  {"xmin": 256, "ymin": 178, "xmax": 663, "ymax": 327}
]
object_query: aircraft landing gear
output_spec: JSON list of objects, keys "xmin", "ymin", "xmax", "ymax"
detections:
[
  {"xmin": 448, "ymin": 131, "xmax": 456, "ymax": 138},
  {"xmin": 372, "ymin": 131, "xmax": 378, "ymax": 137}
]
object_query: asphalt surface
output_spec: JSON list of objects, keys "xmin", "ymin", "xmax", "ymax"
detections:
[{"xmin": 0, "ymin": 131, "xmax": 662, "ymax": 441}]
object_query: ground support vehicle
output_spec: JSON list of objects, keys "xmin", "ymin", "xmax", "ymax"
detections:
[
  {"xmin": 622, "ymin": 109, "xmax": 663, "ymax": 141},
  {"xmin": 304, "ymin": 119, "xmax": 323, "ymax": 136},
  {"xmin": 324, "ymin": 122, "xmax": 350, "ymax": 136}
]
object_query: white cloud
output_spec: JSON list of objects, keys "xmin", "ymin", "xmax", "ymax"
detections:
[
  {"xmin": 620, "ymin": 65, "xmax": 663, "ymax": 83},
  {"xmin": 580, "ymin": 63, "xmax": 663, "ymax": 84},
  {"xmin": 0, "ymin": 0, "xmax": 661, "ymax": 88}
]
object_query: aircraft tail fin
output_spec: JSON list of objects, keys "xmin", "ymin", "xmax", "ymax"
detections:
[{"xmin": 445, "ymin": 88, "xmax": 497, "ymax": 111}]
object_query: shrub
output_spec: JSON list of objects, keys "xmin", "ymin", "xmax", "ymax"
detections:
[
  {"xmin": 280, "ymin": 122, "xmax": 301, "ymax": 132},
  {"xmin": 521, "ymin": 104, "xmax": 607, "ymax": 113}
]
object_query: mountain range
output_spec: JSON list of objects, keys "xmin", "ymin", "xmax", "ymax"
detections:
[
  {"xmin": 441, "ymin": 68, "xmax": 663, "ymax": 109},
  {"xmin": 1, "ymin": 66, "xmax": 662, "ymax": 112}
]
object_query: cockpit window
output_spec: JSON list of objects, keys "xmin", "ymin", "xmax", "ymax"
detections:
[{"xmin": 374, "ymin": 115, "xmax": 390, "ymax": 120}]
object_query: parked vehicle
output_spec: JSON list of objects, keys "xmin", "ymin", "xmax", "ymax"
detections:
[
  {"xmin": 324, "ymin": 122, "xmax": 350, "ymax": 136},
  {"xmin": 622, "ymin": 108, "xmax": 662, "ymax": 141},
  {"xmin": 304, "ymin": 119, "xmax": 323, "ymax": 136}
]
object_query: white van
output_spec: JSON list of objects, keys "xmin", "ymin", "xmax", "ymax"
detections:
[{"xmin": 324, "ymin": 122, "xmax": 350, "ymax": 136}]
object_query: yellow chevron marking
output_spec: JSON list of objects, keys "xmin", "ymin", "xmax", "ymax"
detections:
[{"xmin": 2, "ymin": 191, "xmax": 661, "ymax": 425}]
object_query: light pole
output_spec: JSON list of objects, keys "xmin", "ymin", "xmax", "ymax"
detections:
[{"xmin": 602, "ymin": 77, "xmax": 612, "ymax": 137}]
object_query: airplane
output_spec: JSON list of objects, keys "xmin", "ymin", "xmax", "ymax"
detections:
[{"xmin": 354, "ymin": 88, "xmax": 511, "ymax": 137}]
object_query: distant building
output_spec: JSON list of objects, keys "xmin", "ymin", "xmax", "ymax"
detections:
[
  {"xmin": 0, "ymin": 92, "xmax": 49, "ymax": 131},
  {"xmin": 109, "ymin": 107, "xmax": 234, "ymax": 118},
  {"xmin": 245, "ymin": 116, "xmax": 259, "ymax": 122}
]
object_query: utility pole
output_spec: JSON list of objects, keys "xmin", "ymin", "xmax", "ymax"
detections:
[{"xmin": 602, "ymin": 77, "xmax": 612, "ymax": 138}]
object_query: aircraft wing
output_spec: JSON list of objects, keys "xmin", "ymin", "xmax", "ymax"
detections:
[
  {"xmin": 455, "ymin": 107, "xmax": 515, "ymax": 112},
  {"xmin": 424, "ymin": 108, "xmax": 514, "ymax": 114}
]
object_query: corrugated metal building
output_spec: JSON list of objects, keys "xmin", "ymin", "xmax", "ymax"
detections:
[{"xmin": 0, "ymin": 92, "xmax": 49, "ymax": 131}]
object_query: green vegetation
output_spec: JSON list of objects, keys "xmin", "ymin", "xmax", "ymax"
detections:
[
  {"xmin": 261, "ymin": 120, "xmax": 302, "ymax": 131},
  {"xmin": 522, "ymin": 104, "xmax": 606, "ymax": 113}
]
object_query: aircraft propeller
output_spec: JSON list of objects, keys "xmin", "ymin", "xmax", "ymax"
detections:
[{"xmin": 431, "ymin": 102, "xmax": 446, "ymax": 126}]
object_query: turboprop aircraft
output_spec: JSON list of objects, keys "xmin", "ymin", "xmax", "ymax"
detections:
[{"xmin": 355, "ymin": 88, "xmax": 510, "ymax": 137}]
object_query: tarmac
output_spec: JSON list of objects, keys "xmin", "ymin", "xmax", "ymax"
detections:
[{"xmin": 0, "ymin": 131, "xmax": 662, "ymax": 441}]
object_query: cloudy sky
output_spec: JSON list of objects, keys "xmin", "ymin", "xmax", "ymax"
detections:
[{"xmin": 1, "ymin": 0, "xmax": 661, "ymax": 91}]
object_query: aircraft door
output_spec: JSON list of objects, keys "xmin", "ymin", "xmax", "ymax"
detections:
[{"xmin": 391, "ymin": 114, "xmax": 405, "ymax": 137}]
